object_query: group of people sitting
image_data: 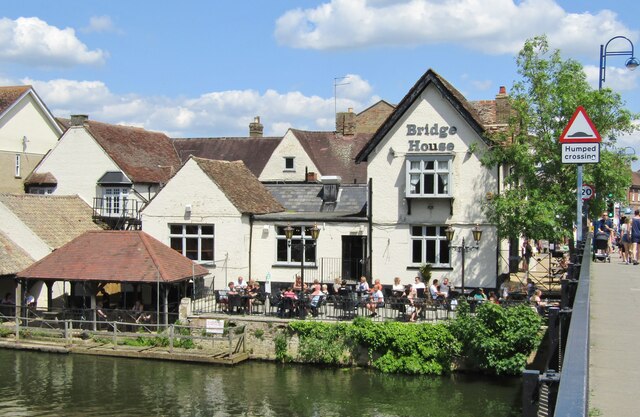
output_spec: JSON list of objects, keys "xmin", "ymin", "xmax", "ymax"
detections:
[{"xmin": 219, "ymin": 276, "xmax": 264, "ymax": 314}]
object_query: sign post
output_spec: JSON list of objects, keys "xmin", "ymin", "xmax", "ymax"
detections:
[{"xmin": 559, "ymin": 106, "xmax": 601, "ymax": 241}]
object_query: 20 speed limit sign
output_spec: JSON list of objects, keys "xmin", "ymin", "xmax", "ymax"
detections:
[{"xmin": 581, "ymin": 184, "xmax": 595, "ymax": 200}]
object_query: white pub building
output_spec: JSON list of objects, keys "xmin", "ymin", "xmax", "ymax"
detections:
[{"xmin": 355, "ymin": 69, "xmax": 504, "ymax": 290}]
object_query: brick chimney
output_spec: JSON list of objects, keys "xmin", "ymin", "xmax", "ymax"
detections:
[
  {"xmin": 336, "ymin": 108, "xmax": 356, "ymax": 135},
  {"xmin": 249, "ymin": 116, "xmax": 264, "ymax": 137},
  {"xmin": 70, "ymin": 114, "xmax": 89, "ymax": 126},
  {"xmin": 495, "ymin": 86, "xmax": 509, "ymax": 124}
]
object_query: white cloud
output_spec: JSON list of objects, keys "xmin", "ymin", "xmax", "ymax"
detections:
[
  {"xmin": 0, "ymin": 17, "xmax": 106, "ymax": 67},
  {"xmin": 23, "ymin": 77, "xmax": 380, "ymax": 138},
  {"xmin": 82, "ymin": 16, "xmax": 121, "ymax": 34},
  {"xmin": 583, "ymin": 64, "xmax": 639, "ymax": 92},
  {"xmin": 274, "ymin": 0, "xmax": 637, "ymax": 58}
]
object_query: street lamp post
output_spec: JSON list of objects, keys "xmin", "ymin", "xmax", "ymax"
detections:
[
  {"xmin": 593, "ymin": 36, "xmax": 639, "ymax": 238},
  {"xmin": 599, "ymin": 36, "xmax": 639, "ymax": 91},
  {"xmin": 284, "ymin": 223, "xmax": 320, "ymax": 317},
  {"xmin": 445, "ymin": 225, "xmax": 482, "ymax": 296}
]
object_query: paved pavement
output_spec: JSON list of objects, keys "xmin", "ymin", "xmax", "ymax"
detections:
[{"xmin": 589, "ymin": 252, "xmax": 640, "ymax": 417}]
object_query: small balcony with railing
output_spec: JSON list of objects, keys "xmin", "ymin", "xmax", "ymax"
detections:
[{"xmin": 92, "ymin": 197, "xmax": 142, "ymax": 230}]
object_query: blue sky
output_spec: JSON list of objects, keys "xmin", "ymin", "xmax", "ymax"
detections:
[{"xmin": 2, "ymin": 1, "xmax": 639, "ymax": 167}]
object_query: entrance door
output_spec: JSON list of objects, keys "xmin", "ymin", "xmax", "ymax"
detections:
[{"xmin": 342, "ymin": 235, "xmax": 367, "ymax": 281}]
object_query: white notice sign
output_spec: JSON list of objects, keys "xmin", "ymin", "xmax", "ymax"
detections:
[{"xmin": 561, "ymin": 143, "xmax": 600, "ymax": 164}]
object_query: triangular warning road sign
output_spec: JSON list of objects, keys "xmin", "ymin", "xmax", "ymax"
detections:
[{"xmin": 559, "ymin": 106, "xmax": 601, "ymax": 143}]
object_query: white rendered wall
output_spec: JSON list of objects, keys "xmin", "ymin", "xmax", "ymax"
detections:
[
  {"xmin": 366, "ymin": 85, "xmax": 499, "ymax": 289},
  {"xmin": 34, "ymin": 127, "xmax": 143, "ymax": 206},
  {"xmin": 250, "ymin": 220, "xmax": 367, "ymax": 288},
  {"xmin": 259, "ymin": 130, "xmax": 320, "ymax": 182},
  {"xmin": 0, "ymin": 93, "xmax": 60, "ymax": 154},
  {"xmin": 141, "ymin": 159, "xmax": 246, "ymax": 289}
]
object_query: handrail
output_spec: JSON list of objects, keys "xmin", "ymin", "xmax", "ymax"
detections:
[{"xmin": 553, "ymin": 236, "xmax": 591, "ymax": 416}]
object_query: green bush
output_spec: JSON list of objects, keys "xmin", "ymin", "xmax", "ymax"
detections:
[
  {"xmin": 349, "ymin": 318, "xmax": 460, "ymax": 375},
  {"xmin": 285, "ymin": 304, "xmax": 542, "ymax": 376},
  {"xmin": 274, "ymin": 332, "xmax": 290, "ymax": 362},
  {"xmin": 448, "ymin": 301, "xmax": 543, "ymax": 375},
  {"xmin": 289, "ymin": 321, "xmax": 353, "ymax": 365}
]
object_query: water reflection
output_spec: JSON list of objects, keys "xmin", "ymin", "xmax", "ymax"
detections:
[{"xmin": 0, "ymin": 350, "xmax": 520, "ymax": 416}]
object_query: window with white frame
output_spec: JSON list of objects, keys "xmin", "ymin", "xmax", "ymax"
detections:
[
  {"xmin": 14, "ymin": 154, "xmax": 21, "ymax": 178},
  {"xmin": 276, "ymin": 225, "xmax": 317, "ymax": 265},
  {"xmin": 406, "ymin": 157, "xmax": 452, "ymax": 197},
  {"xmin": 170, "ymin": 224, "xmax": 214, "ymax": 262},
  {"xmin": 284, "ymin": 157, "xmax": 295, "ymax": 171},
  {"xmin": 102, "ymin": 187, "xmax": 129, "ymax": 216},
  {"xmin": 410, "ymin": 225, "xmax": 450, "ymax": 266}
]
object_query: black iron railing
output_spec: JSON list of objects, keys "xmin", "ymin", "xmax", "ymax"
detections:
[{"xmin": 522, "ymin": 236, "xmax": 591, "ymax": 417}]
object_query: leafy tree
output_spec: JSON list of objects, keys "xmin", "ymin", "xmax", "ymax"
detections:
[{"xmin": 480, "ymin": 35, "xmax": 638, "ymax": 241}]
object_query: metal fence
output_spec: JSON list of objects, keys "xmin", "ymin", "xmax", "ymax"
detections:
[{"xmin": 522, "ymin": 236, "xmax": 590, "ymax": 417}]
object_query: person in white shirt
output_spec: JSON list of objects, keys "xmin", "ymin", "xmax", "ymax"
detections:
[
  {"xmin": 235, "ymin": 276, "xmax": 247, "ymax": 289},
  {"xmin": 439, "ymin": 278, "xmax": 450, "ymax": 298},
  {"xmin": 366, "ymin": 286, "xmax": 384, "ymax": 317},
  {"xmin": 392, "ymin": 277, "xmax": 405, "ymax": 296},
  {"xmin": 412, "ymin": 276, "xmax": 426, "ymax": 290},
  {"xmin": 429, "ymin": 279, "xmax": 445, "ymax": 300},
  {"xmin": 357, "ymin": 276, "xmax": 370, "ymax": 293}
]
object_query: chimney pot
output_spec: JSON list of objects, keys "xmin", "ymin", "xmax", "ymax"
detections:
[
  {"xmin": 249, "ymin": 116, "xmax": 264, "ymax": 137},
  {"xmin": 498, "ymin": 86, "xmax": 506, "ymax": 95}
]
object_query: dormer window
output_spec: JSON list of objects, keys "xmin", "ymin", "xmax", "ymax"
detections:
[{"xmin": 284, "ymin": 157, "xmax": 295, "ymax": 171}]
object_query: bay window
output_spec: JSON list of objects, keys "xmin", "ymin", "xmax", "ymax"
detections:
[{"xmin": 406, "ymin": 157, "xmax": 452, "ymax": 198}]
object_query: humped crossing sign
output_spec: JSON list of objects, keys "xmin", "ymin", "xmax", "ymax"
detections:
[{"xmin": 559, "ymin": 106, "xmax": 601, "ymax": 164}]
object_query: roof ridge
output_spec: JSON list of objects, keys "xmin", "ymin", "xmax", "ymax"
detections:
[{"xmin": 137, "ymin": 231, "xmax": 166, "ymax": 282}]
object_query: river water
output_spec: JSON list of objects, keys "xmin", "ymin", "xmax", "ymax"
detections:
[{"xmin": 0, "ymin": 349, "xmax": 521, "ymax": 417}]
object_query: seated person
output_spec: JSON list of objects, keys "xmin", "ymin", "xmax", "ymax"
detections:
[
  {"xmin": 391, "ymin": 277, "xmax": 405, "ymax": 297},
  {"xmin": 308, "ymin": 284, "xmax": 325, "ymax": 317},
  {"xmin": 321, "ymin": 284, "xmax": 329, "ymax": 295},
  {"xmin": 356, "ymin": 276, "xmax": 370, "ymax": 294},
  {"xmin": 132, "ymin": 299, "xmax": 151, "ymax": 323},
  {"xmin": 499, "ymin": 277, "xmax": 511, "ymax": 301},
  {"xmin": 412, "ymin": 276, "xmax": 426, "ymax": 291},
  {"xmin": 529, "ymin": 289, "xmax": 547, "ymax": 313},
  {"xmin": 245, "ymin": 283, "xmax": 259, "ymax": 314},
  {"xmin": 234, "ymin": 276, "xmax": 247, "ymax": 290},
  {"xmin": 473, "ymin": 288, "xmax": 488, "ymax": 303},
  {"xmin": 429, "ymin": 279, "xmax": 445, "ymax": 300},
  {"xmin": 405, "ymin": 287, "xmax": 422, "ymax": 322},
  {"xmin": 97, "ymin": 301, "xmax": 108, "ymax": 320},
  {"xmin": 24, "ymin": 292, "xmax": 36, "ymax": 308},
  {"xmin": 293, "ymin": 275, "xmax": 303, "ymax": 292},
  {"xmin": 439, "ymin": 278, "xmax": 451, "ymax": 298},
  {"xmin": 365, "ymin": 285, "xmax": 384, "ymax": 318},
  {"xmin": 281, "ymin": 287, "xmax": 298, "ymax": 317},
  {"xmin": 1, "ymin": 292, "xmax": 15, "ymax": 305},
  {"xmin": 488, "ymin": 291, "xmax": 499, "ymax": 304},
  {"xmin": 220, "ymin": 282, "xmax": 237, "ymax": 312}
]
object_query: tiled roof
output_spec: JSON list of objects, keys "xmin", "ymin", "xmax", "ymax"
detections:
[
  {"xmin": 290, "ymin": 130, "xmax": 371, "ymax": 184},
  {"xmin": 0, "ymin": 194, "xmax": 102, "ymax": 249},
  {"xmin": 57, "ymin": 118, "xmax": 182, "ymax": 184},
  {"xmin": 0, "ymin": 231, "xmax": 34, "ymax": 276},
  {"xmin": 265, "ymin": 183, "xmax": 367, "ymax": 215},
  {"xmin": 172, "ymin": 137, "xmax": 282, "ymax": 177},
  {"xmin": 0, "ymin": 85, "xmax": 30, "ymax": 116},
  {"xmin": 356, "ymin": 69, "xmax": 489, "ymax": 163},
  {"xmin": 632, "ymin": 171, "xmax": 640, "ymax": 187},
  {"xmin": 17, "ymin": 230, "xmax": 209, "ymax": 283},
  {"xmin": 23, "ymin": 172, "xmax": 57, "ymax": 186},
  {"xmin": 192, "ymin": 157, "xmax": 284, "ymax": 214}
]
